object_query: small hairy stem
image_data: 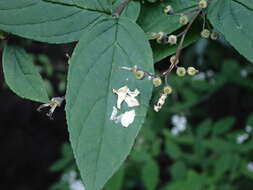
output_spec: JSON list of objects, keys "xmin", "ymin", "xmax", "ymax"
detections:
[
  {"xmin": 112, "ymin": 0, "xmax": 132, "ymax": 17},
  {"xmin": 162, "ymin": 9, "xmax": 202, "ymax": 76}
]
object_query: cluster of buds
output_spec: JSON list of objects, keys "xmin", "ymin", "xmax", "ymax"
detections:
[
  {"xmin": 176, "ymin": 66, "xmax": 199, "ymax": 77},
  {"xmin": 152, "ymin": 32, "xmax": 178, "ymax": 45},
  {"xmin": 201, "ymin": 29, "xmax": 219, "ymax": 40},
  {"xmin": 160, "ymin": 0, "xmax": 218, "ymax": 45}
]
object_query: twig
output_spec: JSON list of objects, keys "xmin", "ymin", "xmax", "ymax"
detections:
[
  {"xmin": 112, "ymin": 0, "xmax": 132, "ymax": 17},
  {"xmin": 162, "ymin": 9, "xmax": 202, "ymax": 76}
]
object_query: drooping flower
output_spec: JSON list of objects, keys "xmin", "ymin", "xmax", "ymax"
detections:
[
  {"xmin": 37, "ymin": 97, "xmax": 65, "ymax": 119},
  {"xmin": 110, "ymin": 106, "xmax": 136, "ymax": 128},
  {"xmin": 113, "ymin": 86, "xmax": 140, "ymax": 109}
]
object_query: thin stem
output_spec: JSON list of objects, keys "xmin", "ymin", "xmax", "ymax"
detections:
[
  {"xmin": 162, "ymin": 9, "xmax": 202, "ymax": 76},
  {"xmin": 112, "ymin": 0, "xmax": 132, "ymax": 17}
]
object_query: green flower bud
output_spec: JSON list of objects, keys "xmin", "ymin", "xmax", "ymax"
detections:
[
  {"xmin": 168, "ymin": 35, "xmax": 177, "ymax": 45},
  {"xmin": 156, "ymin": 32, "xmax": 168, "ymax": 44},
  {"xmin": 163, "ymin": 85, "xmax": 173, "ymax": 95},
  {"xmin": 187, "ymin": 67, "xmax": 199, "ymax": 76},
  {"xmin": 179, "ymin": 15, "xmax": 189, "ymax": 25},
  {"xmin": 176, "ymin": 67, "xmax": 186, "ymax": 77},
  {"xmin": 0, "ymin": 31, "xmax": 7, "ymax": 40},
  {"xmin": 210, "ymin": 31, "xmax": 219, "ymax": 40},
  {"xmin": 134, "ymin": 70, "xmax": 145, "ymax": 80},
  {"xmin": 170, "ymin": 55, "xmax": 179, "ymax": 65},
  {"xmin": 201, "ymin": 29, "xmax": 210, "ymax": 38},
  {"xmin": 199, "ymin": 0, "xmax": 208, "ymax": 9},
  {"xmin": 152, "ymin": 77, "xmax": 162, "ymax": 87},
  {"xmin": 164, "ymin": 5, "xmax": 173, "ymax": 14}
]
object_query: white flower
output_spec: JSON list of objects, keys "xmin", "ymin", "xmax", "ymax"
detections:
[
  {"xmin": 245, "ymin": 125, "xmax": 252, "ymax": 133},
  {"xmin": 171, "ymin": 115, "xmax": 187, "ymax": 136},
  {"xmin": 171, "ymin": 127, "xmax": 180, "ymax": 136},
  {"xmin": 236, "ymin": 133, "xmax": 249, "ymax": 144},
  {"xmin": 120, "ymin": 110, "xmax": 136, "ymax": 127},
  {"xmin": 240, "ymin": 69, "xmax": 248, "ymax": 77},
  {"xmin": 154, "ymin": 94, "xmax": 168, "ymax": 112},
  {"xmin": 192, "ymin": 72, "xmax": 206, "ymax": 81},
  {"xmin": 63, "ymin": 171, "xmax": 86, "ymax": 190},
  {"xmin": 247, "ymin": 162, "xmax": 253, "ymax": 172},
  {"xmin": 37, "ymin": 96, "xmax": 65, "ymax": 119},
  {"xmin": 110, "ymin": 106, "xmax": 136, "ymax": 128},
  {"xmin": 112, "ymin": 86, "xmax": 129, "ymax": 109},
  {"xmin": 70, "ymin": 180, "xmax": 85, "ymax": 190},
  {"xmin": 113, "ymin": 86, "xmax": 140, "ymax": 109}
]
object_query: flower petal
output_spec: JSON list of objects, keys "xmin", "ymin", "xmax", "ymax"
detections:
[{"xmin": 120, "ymin": 110, "xmax": 136, "ymax": 128}]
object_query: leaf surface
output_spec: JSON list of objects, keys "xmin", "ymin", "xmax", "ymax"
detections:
[
  {"xmin": 208, "ymin": 0, "xmax": 253, "ymax": 62},
  {"xmin": 2, "ymin": 45, "xmax": 49, "ymax": 103},
  {"xmin": 0, "ymin": 0, "xmax": 107, "ymax": 43},
  {"xmin": 65, "ymin": 17, "xmax": 154, "ymax": 190}
]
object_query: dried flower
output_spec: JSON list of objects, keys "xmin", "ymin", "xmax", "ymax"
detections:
[
  {"xmin": 37, "ymin": 97, "xmax": 65, "ymax": 119},
  {"xmin": 113, "ymin": 86, "xmax": 129, "ymax": 109},
  {"xmin": 110, "ymin": 107, "xmax": 136, "ymax": 128},
  {"xmin": 113, "ymin": 86, "xmax": 140, "ymax": 109},
  {"xmin": 187, "ymin": 67, "xmax": 199, "ymax": 76},
  {"xmin": 154, "ymin": 93, "xmax": 168, "ymax": 112}
]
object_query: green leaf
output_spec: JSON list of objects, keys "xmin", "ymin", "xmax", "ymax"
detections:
[
  {"xmin": 165, "ymin": 139, "xmax": 182, "ymax": 160},
  {"xmin": 0, "ymin": 0, "xmax": 107, "ymax": 43},
  {"xmin": 68, "ymin": 0, "xmax": 113, "ymax": 12},
  {"xmin": 45, "ymin": 0, "xmax": 113, "ymax": 12},
  {"xmin": 208, "ymin": 0, "xmax": 253, "ymax": 62},
  {"xmin": 196, "ymin": 119, "xmax": 212, "ymax": 138},
  {"xmin": 141, "ymin": 159, "xmax": 160, "ymax": 190},
  {"xmin": 65, "ymin": 17, "xmax": 154, "ymax": 190},
  {"xmin": 137, "ymin": 0, "xmax": 197, "ymax": 38},
  {"xmin": 212, "ymin": 117, "xmax": 235, "ymax": 136},
  {"xmin": 2, "ymin": 45, "xmax": 49, "ymax": 103},
  {"xmin": 45, "ymin": 0, "xmax": 140, "ymax": 21},
  {"xmin": 120, "ymin": 1, "xmax": 140, "ymax": 21},
  {"xmin": 104, "ymin": 167, "xmax": 125, "ymax": 190},
  {"xmin": 235, "ymin": 0, "xmax": 253, "ymax": 9},
  {"xmin": 170, "ymin": 161, "xmax": 187, "ymax": 180}
]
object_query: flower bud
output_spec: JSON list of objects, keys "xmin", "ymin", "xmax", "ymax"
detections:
[
  {"xmin": 187, "ymin": 67, "xmax": 199, "ymax": 76},
  {"xmin": 0, "ymin": 31, "xmax": 7, "ymax": 40},
  {"xmin": 201, "ymin": 29, "xmax": 210, "ymax": 38},
  {"xmin": 179, "ymin": 15, "xmax": 189, "ymax": 25},
  {"xmin": 210, "ymin": 31, "xmax": 219, "ymax": 40},
  {"xmin": 199, "ymin": 0, "xmax": 208, "ymax": 9},
  {"xmin": 170, "ymin": 55, "xmax": 179, "ymax": 65},
  {"xmin": 156, "ymin": 32, "xmax": 168, "ymax": 44},
  {"xmin": 164, "ymin": 5, "xmax": 173, "ymax": 14},
  {"xmin": 152, "ymin": 77, "xmax": 162, "ymax": 87},
  {"xmin": 134, "ymin": 70, "xmax": 145, "ymax": 80},
  {"xmin": 163, "ymin": 85, "xmax": 173, "ymax": 95},
  {"xmin": 168, "ymin": 35, "xmax": 177, "ymax": 45},
  {"xmin": 176, "ymin": 67, "xmax": 186, "ymax": 77}
]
